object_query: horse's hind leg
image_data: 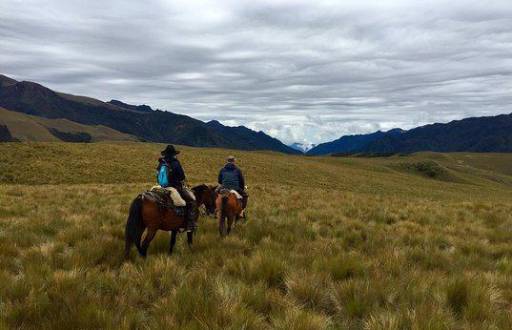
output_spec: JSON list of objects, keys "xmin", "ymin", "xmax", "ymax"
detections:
[
  {"xmin": 219, "ymin": 216, "xmax": 227, "ymax": 237},
  {"xmin": 140, "ymin": 228, "xmax": 157, "ymax": 258},
  {"xmin": 227, "ymin": 216, "xmax": 234, "ymax": 235},
  {"xmin": 217, "ymin": 209, "xmax": 225, "ymax": 237},
  {"xmin": 187, "ymin": 231, "xmax": 193, "ymax": 250},
  {"xmin": 169, "ymin": 230, "xmax": 177, "ymax": 255},
  {"xmin": 124, "ymin": 235, "xmax": 133, "ymax": 259}
]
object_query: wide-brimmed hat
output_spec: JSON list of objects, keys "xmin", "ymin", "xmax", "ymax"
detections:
[
  {"xmin": 227, "ymin": 155, "xmax": 236, "ymax": 162},
  {"xmin": 161, "ymin": 145, "xmax": 180, "ymax": 157}
]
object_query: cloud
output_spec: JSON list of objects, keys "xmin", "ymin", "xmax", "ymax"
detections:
[{"xmin": 1, "ymin": 0, "xmax": 511, "ymax": 144}]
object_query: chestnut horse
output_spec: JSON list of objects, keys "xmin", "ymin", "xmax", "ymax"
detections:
[
  {"xmin": 124, "ymin": 184, "xmax": 215, "ymax": 258},
  {"xmin": 216, "ymin": 189, "xmax": 244, "ymax": 237}
]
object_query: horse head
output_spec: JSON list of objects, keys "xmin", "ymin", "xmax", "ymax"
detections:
[{"xmin": 192, "ymin": 184, "xmax": 217, "ymax": 216}]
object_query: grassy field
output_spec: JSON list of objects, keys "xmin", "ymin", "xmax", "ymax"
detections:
[{"xmin": 1, "ymin": 142, "xmax": 512, "ymax": 329}]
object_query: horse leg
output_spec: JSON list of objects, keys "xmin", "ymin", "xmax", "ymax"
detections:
[
  {"xmin": 124, "ymin": 235, "xmax": 134, "ymax": 259},
  {"xmin": 219, "ymin": 216, "xmax": 224, "ymax": 237},
  {"xmin": 219, "ymin": 215, "xmax": 227, "ymax": 237},
  {"xmin": 169, "ymin": 230, "xmax": 177, "ymax": 255},
  {"xmin": 124, "ymin": 240, "xmax": 132, "ymax": 260},
  {"xmin": 140, "ymin": 228, "xmax": 157, "ymax": 258},
  {"xmin": 217, "ymin": 207, "xmax": 224, "ymax": 237},
  {"xmin": 227, "ymin": 215, "xmax": 234, "ymax": 235},
  {"xmin": 187, "ymin": 231, "xmax": 193, "ymax": 250}
]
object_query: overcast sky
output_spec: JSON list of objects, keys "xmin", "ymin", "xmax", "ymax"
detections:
[{"xmin": 1, "ymin": 0, "xmax": 511, "ymax": 144}]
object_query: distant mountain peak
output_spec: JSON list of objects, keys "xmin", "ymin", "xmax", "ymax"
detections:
[
  {"xmin": 387, "ymin": 128, "xmax": 405, "ymax": 134},
  {"xmin": 289, "ymin": 142, "xmax": 316, "ymax": 153},
  {"xmin": 206, "ymin": 120, "xmax": 224, "ymax": 128}
]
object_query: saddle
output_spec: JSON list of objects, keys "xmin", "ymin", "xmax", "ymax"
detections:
[
  {"xmin": 149, "ymin": 186, "xmax": 186, "ymax": 206},
  {"xmin": 142, "ymin": 186, "xmax": 187, "ymax": 217}
]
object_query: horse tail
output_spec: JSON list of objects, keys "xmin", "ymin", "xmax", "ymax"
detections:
[{"xmin": 125, "ymin": 194, "xmax": 145, "ymax": 258}]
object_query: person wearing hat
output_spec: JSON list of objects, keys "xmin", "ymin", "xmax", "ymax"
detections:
[
  {"xmin": 157, "ymin": 145, "xmax": 198, "ymax": 232},
  {"xmin": 217, "ymin": 155, "xmax": 248, "ymax": 215}
]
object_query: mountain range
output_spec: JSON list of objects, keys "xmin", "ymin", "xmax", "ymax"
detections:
[
  {"xmin": 307, "ymin": 130, "xmax": 403, "ymax": 156},
  {"xmin": 0, "ymin": 74, "xmax": 300, "ymax": 154},
  {"xmin": 2, "ymin": 74, "xmax": 512, "ymax": 156},
  {"xmin": 307, "ymin": 114, "xmax": 512, "ymax": 155}
]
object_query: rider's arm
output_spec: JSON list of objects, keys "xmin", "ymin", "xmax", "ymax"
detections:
[
  {"xmin": 218, "ymin": 169, "xmax": 223, "ymax": 185},
  {"xmin": 172, "ymin": 161, "xmax": 186, "ymax": 182},
  {"xmin": 238, "ymin": 169, "xmax": 245, "ymax": 190}
]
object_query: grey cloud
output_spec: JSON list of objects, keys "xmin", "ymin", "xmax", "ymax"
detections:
[{"xmin": 1, "ymin": 0, "xmax": 511, "ymax": 144}]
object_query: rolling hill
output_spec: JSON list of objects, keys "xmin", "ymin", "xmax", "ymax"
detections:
[
  {"xmin": 0, "ymin": 74, "xmax": 299, "ymax": 153},
  {"xmin": 0, "ymin": 107, "xmax": 138, "ymax": 142}
]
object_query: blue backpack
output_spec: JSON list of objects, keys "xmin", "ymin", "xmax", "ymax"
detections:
[{"xmin": 157, "ymin": 162, "xmax": 170, "ymax": 188}]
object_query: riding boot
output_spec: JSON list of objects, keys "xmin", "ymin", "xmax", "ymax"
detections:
[{"xmin": 186, "ymin": 200, "xmax": 198, "ymax": 232}]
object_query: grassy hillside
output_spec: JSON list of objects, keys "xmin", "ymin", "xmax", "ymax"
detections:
[
  {"xmin": 1, "ymin": 143, "xmax": 512, "ymax": 329},
  {"xmin": 0, "ymin": 107, "xmax": 138, "ymax": 142}
]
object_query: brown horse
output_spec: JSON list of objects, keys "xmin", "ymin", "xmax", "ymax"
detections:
[
  {"xmin": 191, "ymin": 184, "xmax": 217, "ymax": 216},
  {"xmin": 216, "ymin": 189, "xmax": 244, "ymax": 237},
  {"xmin": 124, "ymin": 184, "xmax": 214, "ymax": 258}
]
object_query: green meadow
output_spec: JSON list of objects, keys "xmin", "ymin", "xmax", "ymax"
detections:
[{"xmin": 1, "ymin": 142, "xmax": 512, "ymax": 329}]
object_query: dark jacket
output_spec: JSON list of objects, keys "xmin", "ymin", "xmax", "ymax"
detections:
[
  {"xmin": 218, "ymin": 163, "xmax": 245, "ymax": 191},
  {"xmin": 157, "ymin": 156, "xmax": 186, "ymax": 188}
]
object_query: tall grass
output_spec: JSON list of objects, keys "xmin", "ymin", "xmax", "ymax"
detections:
[{"xmin": 0, "ymin": 143, "xmax": 511, "ymax": 328}]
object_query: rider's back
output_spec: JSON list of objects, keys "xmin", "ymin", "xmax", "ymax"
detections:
[{"xmin": 219, "ymin": 163, "xmax": 243, "ymax": 191}]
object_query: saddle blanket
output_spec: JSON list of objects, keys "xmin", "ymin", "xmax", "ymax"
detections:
[
  {"xmin": 149, "ymin": 185, "xmax": 186, "ymax": 207},
  {"xmin": 230, "ymin": 190, "xmax": 243, "ymax": 200},
  {"xmin": 218, "ymin": 188, "xmax": 243, "ymax": 200}
]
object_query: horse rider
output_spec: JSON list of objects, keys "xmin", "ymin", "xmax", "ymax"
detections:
[
  {"xmin": 157, "ymin": 145, "xmax": 198, "ymax": 232},
  {"xmin": 217, "ymin": 155, "xmax": 248, "ymax": 216}
]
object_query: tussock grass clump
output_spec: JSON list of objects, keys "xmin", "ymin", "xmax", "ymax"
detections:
[
  {"xmin": 271, "ymin": 307, "xmax": 331, "ymax": 330},
  {"xmin": 445, "ymin": 276, "xmax": 509, "ymax": 326},
  {"xmin": 1, "ymin": 143, "xmax": 512, "ymax": 328},
  {"xmin": 446, "ymin": 279, "xmax": 469, "ymax": 317},
  {"xmin": 285, "ymin": 271, "xmax": 331, "ymax": 311},
  {"xmin": 245, "ymin": 249, "xmax": 288, "ymax": 289},
  {"xmin": 314, "ymin": 254, "xmax": 366, "ymax": 281}
]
